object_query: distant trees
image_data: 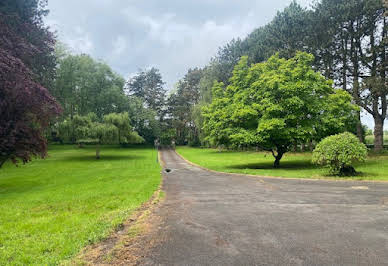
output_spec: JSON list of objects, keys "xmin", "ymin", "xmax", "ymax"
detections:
[
  {"xmin": 202, "ymin": 53, "xmax": 358, "ymax": 167},
  {"xmin": 167, "ymin": 68, "xmax": 204, "ymax": 145},
  {"xmin": 127, "ymin": 97, "xmax": 161, "ymax": 144},
  {"xmin": 126, "ymin": 68, "xmax": 166, "ymax": 119},
  {"xmin": 0, "ymin": 0, "xmax": 61, "ymax": 167},
  {"xmin": 51, "ymin": 53, "xmax": 164, "ymax": 144}
]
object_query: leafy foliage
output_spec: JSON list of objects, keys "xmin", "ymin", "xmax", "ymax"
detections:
[
  {"xmin": 312, "ymin": 132, "xmax": 367, "ymax": 175},
  {"xmin": 0, "ymin": 0, "xmax": 61, "ymax": 167},
  {"xmin": 167, "ymin": 68, "xmax": 204, "ymax": 145},
  {"xmin": 202, "ymin": 52, "xmax": 358, "ymax": 167},
  {"xmin": 126, "ymin": 68, "xmax": 166, "ymax": 118},
  {"xmin": 127, "ymin": 97, "xmax": 161, "ymax": 144},
  {"xmin": 58, "ymin": 112, "xmax": 143, "ymax": 158},
  {"xmin": 197, "ymin": 0, "xmax": 386, "ymax": 150},
  {"xmin": 53, "ymin": 53, "xmax": 128, "ymax": 119}
]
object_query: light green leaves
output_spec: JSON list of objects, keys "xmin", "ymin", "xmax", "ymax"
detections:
[
  {"xmin": 202, "ymin": 52, "xmax": 357, "ymax": 166},
  {"xmin": 312, "ymin": 132, "xmax": 367, "ymax": 175}
]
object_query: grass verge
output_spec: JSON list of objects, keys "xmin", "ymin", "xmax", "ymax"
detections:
[
  {"xmin": 0, "ymin": 145, "xmax": 161, "ymax": 265},
  {"xmin": 176, "ymin": 146, "xmax": 388, "ymax": 181}
]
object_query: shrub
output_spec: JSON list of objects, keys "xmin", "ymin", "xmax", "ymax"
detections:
[{"xmin": 312, "ymin": 132, "xmax": 367, "ymax": 176}]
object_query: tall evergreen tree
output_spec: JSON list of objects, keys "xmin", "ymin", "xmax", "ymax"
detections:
[{"xmin": 126, "ymin": 68, "xmax": 166, "ymax": 119}]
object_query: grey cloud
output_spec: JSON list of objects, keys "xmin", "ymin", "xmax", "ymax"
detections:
[{"xmin": 47, "ymin": 0, "xmax": 312, "ymax": 87}]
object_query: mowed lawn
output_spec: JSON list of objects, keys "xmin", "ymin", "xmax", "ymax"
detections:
[
  {"xmin": 177, "ymin": 147, "xmax": 388, "ymax": 181},
  {"xmin": 0, "ymin": 145, "xmax": 161, "ymax": 265},
  {"xmin": 365, "ymin": 134, "xmax": 388, "ymax": 145}
]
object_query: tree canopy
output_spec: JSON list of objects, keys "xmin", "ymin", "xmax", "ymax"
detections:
[
  {"xmin": 0, "ymin": 0, "xmax": 61, "ymax": 167},
  {"xmin": 202, "ymin": 52, "xmax": 358, "ymax": 167}
]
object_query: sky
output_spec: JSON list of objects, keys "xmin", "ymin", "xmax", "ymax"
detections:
[{"xmin": 45, "ymin": 0, "xmax": 383, "ymax": 130}]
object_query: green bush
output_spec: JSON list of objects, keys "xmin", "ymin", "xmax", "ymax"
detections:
[{"xmin": 312, "ymin": 132, "xmax": 367, "ymax": 176}]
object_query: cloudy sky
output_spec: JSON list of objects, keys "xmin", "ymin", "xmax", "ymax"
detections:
[
  {"xmin": 46, "ymin": 0, "xmax": 313, "ymax": 87},
  {"xmin": 45, "ymin": 0, "xmax": 381, "ymax": 129}
]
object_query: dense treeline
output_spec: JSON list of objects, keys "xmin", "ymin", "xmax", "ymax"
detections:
[
  {"xmin": 50, "ymin": 51, "xmax": 165, "ymax": 145},
  {"xmin": 167, "ymin": 0, "xmax": 387, "ymax": 152},
  {"xmin": 0, "ymin": 0, "xmax": 167, "ymax": 167},
  {"xmin": 1, "ymin": 0, "xmax": 386, "ymax": 168}
]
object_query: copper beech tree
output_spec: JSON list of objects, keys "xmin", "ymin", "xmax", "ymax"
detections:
[{"xmin": 0, "ymin": 0, "xmax": 61, "ymax": 167}]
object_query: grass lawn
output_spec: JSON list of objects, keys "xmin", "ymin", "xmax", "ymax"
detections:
[
  {"xmin": 0, "ymin": 145, "xmax": 161, "ymax": 265},
  {"xmin": 365, "ymin": 134, "xmax": 388, "ymax": 145},
  {"xmin": 177, "ymin": 146, "xmax": 388, "ymax": 181}
]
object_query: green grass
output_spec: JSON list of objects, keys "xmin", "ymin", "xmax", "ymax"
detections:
[
  {"xmin": 365, "ymin": 134, "xmax": 388, "ymax": 145},
  {"xmin": 0, "ymin": 145, "xmax": 161, "ymax": 265},
  {"xmin": 176, "ymin": 146, "xmax": 388, "ymax": 181}
]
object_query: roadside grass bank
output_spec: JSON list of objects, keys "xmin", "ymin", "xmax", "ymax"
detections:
[
  {"xmin": 0, "ymin": 145, "xmax": 161, "ymax": 265},
  {"xmin": 176, "ymin": 146, "xmax": 388, "ymax": 181}
]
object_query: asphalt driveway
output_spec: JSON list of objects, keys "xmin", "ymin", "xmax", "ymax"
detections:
[{"xmin": 138, "ymin": 149, "xmax": 388, "ymax": 265}]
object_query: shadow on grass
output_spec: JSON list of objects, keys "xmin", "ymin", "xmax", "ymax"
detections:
[
  {"xmin": 62, "ymin": 154, "xmax": 145, "ymax": 162},
  {"xmin": 228, "ymin": 160, "xmax": 318, "ymax": 170}
]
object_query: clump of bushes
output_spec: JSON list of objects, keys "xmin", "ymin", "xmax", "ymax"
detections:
[{"xmin": 312, "ymin": 132, "xmax": 367, "ymax": 176}]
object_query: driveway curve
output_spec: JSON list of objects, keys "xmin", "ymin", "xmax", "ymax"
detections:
[{"xmin": 138, "ymin": 149, "xmax": 388, "ymax": 265}]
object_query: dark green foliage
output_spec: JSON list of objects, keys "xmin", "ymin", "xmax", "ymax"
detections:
[
  {"xmin": 126, "ymin": 68, "xmax": 166, "ymax": 118},
  {"xmin": 167, "ymin": 68, "xmax": 204, "ymax": 145},
  {"xmin": 128, "ymin": 97, "xmax": 161, "ymax": 144},
  {"xmin": 160, "ymin": 129, "xmax": 177, "ymax": 146},
  {"xmin": 196, "ymin": 0, "xmax": 386, "ymax": 151},
  {"xmin": 312, "ymin": 132, "xmax": 368, "ymax": 175}
]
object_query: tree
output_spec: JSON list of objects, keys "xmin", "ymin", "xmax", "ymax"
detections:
[
  {"xmin": 104, "ymin": 112, "xmax": 134, "ymax": 145},
  {"xmin": 202, "ymin": 53, "xmax": 358, "ymax": 167},
  {"xmin": 53, "ymin": 54, "xmax": 128, "ymax": 120},
  {"xmin": 66, "ymin": 113, "xmax": 144, "ymax": 159},
  {"xmin": 167, "ymin": 68, "xmax": 204, "ymax": 145},
  {"xmin": 312, "ymin": 0, "xmax": 386, "ymax": 150},
  {"xmin": 127, "ymin": 96, "xmax": 161, "ymax": 144},
  {"xmin": 126, "ymin": 68, "xmax": 166, "ymax": 118},
  {"xmin": 0, "ymin": 0, "xmax": 61, "ymax": 168},
  {"xmin": 194, "ymin": 0, "xmax": 386, "ymax": 150}
]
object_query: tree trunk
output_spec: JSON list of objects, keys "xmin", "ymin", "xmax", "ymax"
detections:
[
  {"xmin": 273, "ymin": 153, "xmax": 284, "ymax": 168},
  {"xmin": 374, "ymin": 115, "xmax": 384, "ymax": 152},
  {"xmin": 355, "ymin": 111, "xmax": 364, "ymax": 143},
  {"xmin": 308, "ymin": 140, "xmax": 313, "ymax": 151},
  {"xmin": 272, "ymin": 148, "xmax": 285, "ymax": 168},
  {"xmin": 96, "ymin": 143, "xmax": 101, "ymax": 159},
  {"xmin": 292, "ymin": 142, "xmax": 297, "ymax": 152}
]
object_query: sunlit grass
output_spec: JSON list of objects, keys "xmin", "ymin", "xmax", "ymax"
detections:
[
  {"xmin": 0, "ymin": 145, "xmax": 160, "ymax": 265},
  {"xmin": 177, "ymin": 146, "xmax": 388, "ymax": 181}
]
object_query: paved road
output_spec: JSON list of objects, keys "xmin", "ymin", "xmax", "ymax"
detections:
[{"xmin": 139, "ymin": 149, "xmax": 388, "ymax": 265}]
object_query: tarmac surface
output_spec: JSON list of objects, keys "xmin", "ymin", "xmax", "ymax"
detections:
[{"xmin": 138, "ymin": 149, "xmax": 388, "ymax": 265}]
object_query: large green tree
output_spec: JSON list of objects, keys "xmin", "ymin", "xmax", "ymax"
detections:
[
  {"xmin": 202, "ymin": 53, "xmax": 358, "ymax": 167},
  {"xmin": 53, "ymin": 54, "xmax": 128, "ymax": 119},
  {"xmin": 196, "ymin": 0, "xmax": 386, "ymax": 150},
  {"xmin": 126, "ymin": 68, "xmax": 166, "ymax": 119}
]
